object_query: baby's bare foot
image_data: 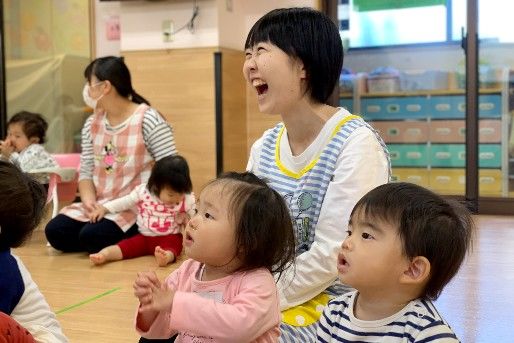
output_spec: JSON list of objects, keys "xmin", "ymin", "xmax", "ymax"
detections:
[
  {"xmin": 155, "ymin": 246, "xmax": 175, "ymax": 267},
  {"xmin": 89, "ymin": 253, "xmax": 107, "ymax": 265}
]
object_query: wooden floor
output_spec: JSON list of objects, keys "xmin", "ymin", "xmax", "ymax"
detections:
[{"xmin": 13, "ymin": 215, "xmax": 514, "ymax": 342}]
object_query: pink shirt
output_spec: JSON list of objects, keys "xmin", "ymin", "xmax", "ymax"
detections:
[{"xmin": 136, "ymin": 259, "xmax": 281, "ymax": 342}]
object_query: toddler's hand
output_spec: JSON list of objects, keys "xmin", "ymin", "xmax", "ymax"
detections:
[
  {"xmin": 0, "ymin": 139, "xmax": 14, "ymax": 157},
  {"xmin": 176, "ymin": 212, "xmax": 190, "ymax": 232},
  {"xmin": 134, "ymin": 271, "xmax": 161, "ymax": 305},
  {"xmin": 139, "ymin": 285, "xmax": 175, "ymax": 313}
]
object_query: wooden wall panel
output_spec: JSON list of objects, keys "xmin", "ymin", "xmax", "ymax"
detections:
[
  {"xmin": 220, "ymin": 48, "xmax": 247, "ymax": 172},
  {"xmin": 123, "ymin": 48, "xmax": 217, "ymax": 192}
]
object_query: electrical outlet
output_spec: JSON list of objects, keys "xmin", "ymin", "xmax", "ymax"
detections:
[{"xmin": 162, "ymin": 19, "xmax": 174, "ymax": 42}]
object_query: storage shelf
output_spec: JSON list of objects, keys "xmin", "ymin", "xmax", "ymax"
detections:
[
  {"xmin": 342, "ymin": 84, "xmax": 511, "ymax": 198},
  {"xmin": 360, "ymin": 88, "xmax": 502, "ymax": 98}
]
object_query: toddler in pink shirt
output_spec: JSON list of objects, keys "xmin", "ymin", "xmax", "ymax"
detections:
[{"xmin": 134, "ymin": 171, "xmax": 296, "ymax": 342}]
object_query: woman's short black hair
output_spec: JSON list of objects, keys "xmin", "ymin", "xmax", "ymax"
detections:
[
  {"xmin": 208, "ymin": 172, "xmax": 296, "ymax": 279},
  {"xmin": 8, "ymin": 111, "xmax": 48, "ymax": 144},
  {"xmin": 245, "ymin": 7, "xmax": 343, "ymax": 104},
  {"xmin": 84, "ymin": 56, "xmax": 150, "ymax": 105},
  {"xmin": 350, "ymin": 182, "xmax": 474, "ymax": 300},
  {"xmin": 0, "ymin": 161, "xmax": 46, "ymax": 250},
  {"xmin": 147, "ymin": 155, "xmax": 193, "ymax": 195}
]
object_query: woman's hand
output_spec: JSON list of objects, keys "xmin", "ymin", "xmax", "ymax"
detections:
[
  {"xmin": 89, "ymin": 204, "xmax": 108, "ymax": 223},
  {"xmin": 82, "ymin": 199, "xmax": 98, "ymax": 214}
]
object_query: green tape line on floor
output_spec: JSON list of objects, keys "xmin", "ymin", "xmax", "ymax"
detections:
[{"xmin": 55, "ymin": 287, "xmax": 122, "ymax": 315}]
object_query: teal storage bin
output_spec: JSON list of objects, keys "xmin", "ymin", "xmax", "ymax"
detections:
[
  {"xmin": 361, "ymin": 97, "xmax": 427, "ymax": 120},
  {"xmin": 430, "ymin": 144, "xmax": 501, "ymax": 168},
  {"xmin": 478, "ymin": 94, "xmax": 502, "ymax": 118},
  {"xmin": 430, "ymin": 95, "xmax": 462, "ymax": 119},
  {"xmin": 340, "ymin": 98, "xmax": 353, "ymax": 112},
  {"xmin": 387, "ymin": 144, "xmax": 429, "ymax": 167},
  {"xmin": 430, "ymin": 94, "xmax": 501, "ymax": 119}
]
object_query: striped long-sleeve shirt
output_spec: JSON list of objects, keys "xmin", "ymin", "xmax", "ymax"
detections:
[
  {"xmin": 79, "ymin": 107, "xmax": 177, "ymax": 180},
  {"xmin": 317, "ymin": 291, "xmax": 459, "ymax": 343}
]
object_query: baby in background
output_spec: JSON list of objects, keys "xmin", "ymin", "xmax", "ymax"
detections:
[
  {"xmin": 0, "ymin": 111, "xmax": 57, "ymax": 184},
  {"xmin": 89, "ymin": 155, "xmax": 195, "ymax": 267},
  {"xmin": 134, "ymin": 171, "xmax": 296, "ymax": 342},
  {"xmin": 317, "ymin": 182, "xmax": 474, "ymax": 342}
]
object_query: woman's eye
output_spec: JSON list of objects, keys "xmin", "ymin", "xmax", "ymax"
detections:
[{"xmin": 361, "ymin": 232, "xmax": 374, "ymax": 240}]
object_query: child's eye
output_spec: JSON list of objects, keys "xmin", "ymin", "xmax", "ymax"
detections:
[
  {"xmin": 192, "ymin": 208, "xmax": 198, "ymax": 215},
  {"xmin": 204, "ymin": 212, "xmax": 214, "ymax": 219},
  {"xmin": 345, "ymin": 230, "xmax": 352, "ymax": 236},
  {"xmin": 361, "ymin": 232, "xmax": 374, "ymax": 240}
]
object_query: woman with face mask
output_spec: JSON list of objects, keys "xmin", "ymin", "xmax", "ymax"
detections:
[{"xmin": 45, "ymin": 56, "xmax": 178, "ymax": 254}]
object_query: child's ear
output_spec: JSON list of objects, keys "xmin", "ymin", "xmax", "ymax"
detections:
[
  {"xmin": 400, "ymin": 256, "xmax": 431, "ymax": 285},
  {"xmin": 29, "ymin": 136, "xmax": 40, "ymax": 144}
]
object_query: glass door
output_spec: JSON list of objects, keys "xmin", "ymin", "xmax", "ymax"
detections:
[
  {"xmin": 1, "ymin": 0, "xmax": 92, "ymax": 153},
  {"xmin": 336, "ymin": 0, "xmax": 514, "ymax": 212}
]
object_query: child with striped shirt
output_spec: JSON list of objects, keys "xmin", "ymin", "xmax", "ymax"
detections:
[{"xmin": 317, "ymin": 182, "xmax": 473, "ymax": 342}]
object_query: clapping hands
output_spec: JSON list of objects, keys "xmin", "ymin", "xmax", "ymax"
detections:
[{"xmin": 134, "ymin": 271, "xmax": 175, "ymax": 313}]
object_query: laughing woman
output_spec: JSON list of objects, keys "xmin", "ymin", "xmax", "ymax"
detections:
[{"xmin": 244, "ymin": 8, "xmax": 390, "ymax": 342}]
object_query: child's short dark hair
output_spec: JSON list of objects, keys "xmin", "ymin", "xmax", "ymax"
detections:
[
  {"xmin": 245, "ymin": 7, "xmax": 343, "ymax": 104},
  {"xmin": 351, "ymin": 182, "xmax": 474, "ymax": 300},
  {"xmin": 0, "ymin": 161, "xmax": 46, "ymax": 250},
  {"xmin": 8, "ymin": 111, "xmax": 48, "ymax": 144},
  {"xmin": 147, "ymin": 155, "xmax": 193, "ymax": 195},
  {"xmin": 211, "ymin": 172, "xmax": 296, "ymax": 279}
]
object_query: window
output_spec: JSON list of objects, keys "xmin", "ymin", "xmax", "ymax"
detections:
[{"xmin": 339, "ymin": 0, "xmax": 514, "ymax": 49}]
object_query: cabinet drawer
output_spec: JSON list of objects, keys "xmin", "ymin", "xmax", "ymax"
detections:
[
  {"xmin": 430, "ymin": 94, "xmax": 502, "ymax": 119},
  {"xmin": 430, "ymin": 168, "xmax": 502, "ymax": 195},
  {"xmin": 430, "ymin": 119, "xmax": 501, "ymax": 143},
  {"xmin": 388, "ymin": 144, "xmax": 429, "ymax": 167},
  {"xmin": 339, "ymin": 98, "xmax": 353, "ymax": 113},
  {"xmin": 361, "ymin": 97, "xmax": 428, "ymax": 120},
  {"xmin": 430, "ymin": 144, "xmax": 501, "ymax": 168},
  {"xmin": 370, "ymin": 121, "xmax": 428, "ymax": 143},
  {"xmin": 391, "ymin": 168, "xmax": 429, "ymax": 187}
]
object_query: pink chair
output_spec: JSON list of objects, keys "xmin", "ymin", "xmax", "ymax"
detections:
[
  {"xmin": 29, "ymin": 153, "xmax": 80, "ymax": 218},
  {"xmin": 52, "ymin": 153, "xmax": 81, "ymax": 204}
]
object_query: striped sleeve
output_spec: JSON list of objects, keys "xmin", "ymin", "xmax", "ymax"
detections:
[
  {"xmin": 317, "ymin": 305, "xmax": 335, "ymax": 343},
  {"xmin": 79, "ymin": 116, "xmax": 95, "ymax": 180},
  {"xmin": 142, "ymin": 109, "xmax": 177, "ymax": 160}
]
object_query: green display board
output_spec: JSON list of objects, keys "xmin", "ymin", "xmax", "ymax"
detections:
[{"xmin": 353, "ymin": 0, "xmax": 446, "ymax": 12}]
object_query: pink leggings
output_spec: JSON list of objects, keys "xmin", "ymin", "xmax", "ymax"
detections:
[{"xmin": 0, "ymin": 312, "xmax": 36, "ymax": 343}]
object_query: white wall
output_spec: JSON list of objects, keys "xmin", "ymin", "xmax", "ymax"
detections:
[
  {"xmin": 121, "ymin": 0, "xmax": 219, "ymax": 51},
  {"xmin": 94, "ymin": 0, "xmax": 319, "ymax": 55},
  {"xmin": 217, "ymin": 0, "xmax": 318, "ymax": 50},
  {"xmin": 94, "ymin": 0, "xmax": 121, "ymax": 57}
]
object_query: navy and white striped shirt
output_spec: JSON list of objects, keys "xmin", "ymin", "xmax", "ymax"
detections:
[{"xmin": 317, "ymin": 291, "xmax": 459, "ymax": 342}]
